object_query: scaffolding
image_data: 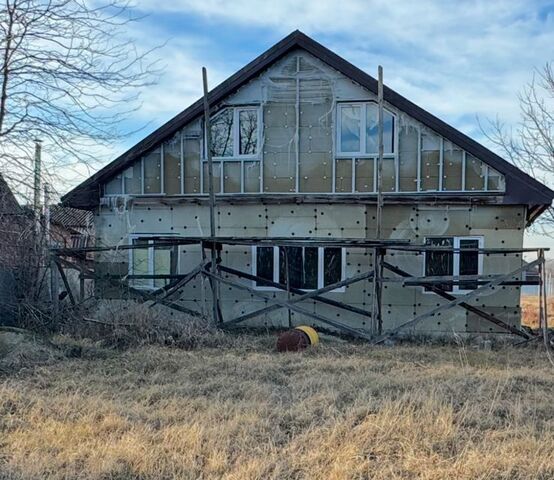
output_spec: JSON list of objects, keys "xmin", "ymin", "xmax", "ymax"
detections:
[
  {"xmin": 51, "ymin": 65, "xmax": 550, "ymax": 346},
  {"xmin": 51, "ymin": 237, "xmax": 549, "ymax": 344}
]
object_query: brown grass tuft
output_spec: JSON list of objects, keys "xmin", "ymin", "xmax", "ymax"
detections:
[
  {"xmin": 521, "ymin": 295, "xmax": 554, "ymax": 329},
  {"xmin": 1, "ymin": 336, "xmax": 553, "ymax": 479}
]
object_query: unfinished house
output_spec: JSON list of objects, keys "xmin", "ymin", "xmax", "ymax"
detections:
[{"xmin": 61, "ymin": 31, "xmax": 554, "ymax": 339}]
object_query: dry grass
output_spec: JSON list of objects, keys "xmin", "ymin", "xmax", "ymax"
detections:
[
  {"xmin": 521, "ymin": 294, "xmax": 554, "ymax": 329},
  {"xmin": 1, "ymin": 335, "xmax": 553, "ymax": 479}
]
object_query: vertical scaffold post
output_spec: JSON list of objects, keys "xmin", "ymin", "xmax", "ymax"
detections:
[
  {"xmin": 202, "ymin": 67, "xmax": 221, "ymax": 324},
  {"xmin": 376, "ymin": 65, "xmax": 384, "ymax": 240},
  {"xmin": 369, "ymin": 66, "xmax": 385, "ymax": 337},
  {"xmin": 539, "ymin": 249, "xmax": 545, "ymax": 330},
  {"xmin": 539, "ymin": 249, "xmax": 549, "ymax": 346},
  {"xmin": 284, "ymin": 247, "xmax": 292, "ymax": 328},
  {"xmin": 371, "ymin": 247, "xmax": 383, "ymax": 336}
]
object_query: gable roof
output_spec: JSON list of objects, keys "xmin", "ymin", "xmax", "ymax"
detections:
[
  {"xmin": 49, "ymin": 205, "xmax": 92, "ymax": 229},
  {"xmin": 0, "ymin": 174, "xmax": 23, "ymax": 215},
  {"xmin": 61, "ymin": 30, "xmax": 554, "ymax": 212}
]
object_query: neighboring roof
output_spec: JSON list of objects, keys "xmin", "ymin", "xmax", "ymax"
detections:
[
  {"xmin": 61, "ymin": 30, "xmax": 554, "ymax": 211},
  {"xmin": 0, "ymin": 174, "xmax": 23, "ymax": 215},
  {"xmin": 49, "ymin": 205, "xmax": 92, "ymax": 229}
]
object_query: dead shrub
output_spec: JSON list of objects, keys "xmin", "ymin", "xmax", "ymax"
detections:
[{"xmin": 63, "ymin": 300, "xmax": 227, "ymax": 350}]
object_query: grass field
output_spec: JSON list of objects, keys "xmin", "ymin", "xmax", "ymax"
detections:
[
  {"xmin": 521, "ymin": 294, "xmax": 554, "ymax": 329},
  {"xmin": 1, "ymin": 334, "xmax": 553, "ymax": 479}
]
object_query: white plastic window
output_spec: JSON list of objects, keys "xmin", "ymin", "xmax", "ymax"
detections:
[
  {"xmin": 130, "ymin": 237, "xmax": 178, "ymax": 289},
  {"xmin": 423, "ymin": 236, "xmax": 483, "ymax": 293},
  {"xmin": 337, "ymin": 102, "xmax": 395, "ymax": 156},
  {"xmin": 252, "ymin": 246, "xmax": 346, "ymax": 291},
  {"xmin": 209, "ymin": 107, "xmax": 259, "ymax": 159}
]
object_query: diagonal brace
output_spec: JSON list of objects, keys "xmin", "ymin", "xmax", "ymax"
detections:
[
  {"xmin": 149, "ymin": 262, "xmax": 206, "ymax": 308},
  {"xmin": 372, "ymin": 259, "xmax": 540, "ymax": 344},
  {"xmin": 203, "ymin": 269, "xmax": 373, "ymax": 340},
  {"xmin": 219, "ymin": 265, "xmax": 374, "ymax": 326},
  {"xmin": 382, "ymin": 262, "xmax": 532, "ymax": 339}
]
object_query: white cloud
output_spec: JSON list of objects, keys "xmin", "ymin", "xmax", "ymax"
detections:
[
  {"xmin": 72, "ymin": 0, "xmax": 554, "ymax": 165},
  {"xmin": 129, "ymin": 0, "xmax": 554, "ymax": 128}
]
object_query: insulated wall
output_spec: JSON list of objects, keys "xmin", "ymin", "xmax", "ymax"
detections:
[
  {"xmin": 101, "ymin": 49, "xmax": 506, "ymax": 198},
  {"xmin": 94, "ymin": 201, "xmax": 526, "ymax": 335}
]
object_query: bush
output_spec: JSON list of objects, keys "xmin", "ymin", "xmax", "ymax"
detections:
[{"xmin": 63, "ymin": 300, "xmax": 227, "ymax": 350}]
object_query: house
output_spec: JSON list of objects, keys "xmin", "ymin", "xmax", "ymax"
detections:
[
  {"xmin": 61, "ymin": 31, "xmax": 554, "ymax": 336},
  {"xmin": 0, "ymin": 174, "xmax": 33, "ymax": 323},
  {"xmin": 0, "ymin": 174, "xmax": 30, "ymax": 271},
  {"xmin": 0, "ymin": 174, "xmax": 94, "ymax": 322},
  {"xmin": 49, "ymin": 205, "xmax": 93, "ymax": 251}
]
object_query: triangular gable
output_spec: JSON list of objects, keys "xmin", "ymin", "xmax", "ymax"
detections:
[
  {"xmin": 62, "ymin": 30, "xmax": 554, "ymax": 212},
  {"xmin": 0, "ymin": 174, "xmax": 22, "ymax": 215}
]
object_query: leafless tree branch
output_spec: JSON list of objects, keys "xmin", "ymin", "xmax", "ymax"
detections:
[
  {"xmin": 0, "ymin": 0, "xmax": 162, "ymax": 202},
  {"xmin": 481, "ymin": 63, "xmax": 554, "ymax": 236}
]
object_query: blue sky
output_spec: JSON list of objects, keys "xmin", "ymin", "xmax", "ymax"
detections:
[
  {"xmin": 111, "ymin": 0, "xmax": 554, "ymax": 150},
  {"xmin": 113, "ymin": 0, "xmax": 554, "ymax": 152},
  {"xmin": 108, "ymin": 0, "xmax": 554, "ymax": 151},
  {"xmin": 83, "ymin": 0, "xmax": 554, "ymax": 250}
]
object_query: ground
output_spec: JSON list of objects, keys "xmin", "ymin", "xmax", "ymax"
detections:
[
  {"xmin": 521, "ymin": 294, "xmax": 554, "ymax": 329},
  {"xmin": 0, "ymin": 334, "xmax": 553, "ymax": 480}
]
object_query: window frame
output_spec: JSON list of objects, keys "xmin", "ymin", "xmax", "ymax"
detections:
[
  {"xmin": 336, "ymin": 102, "xmax": 396, "ymax": 157},
  {"xmin": 206, "ymin": 106, "xmax": 261, "ymax": 161},
  {"xmin": 128, "ymin": 234, "xmax": 180, "ymax": 290},
  {"xmin": 251, "ymin": 246, "xmax": 346, "ymax": 292},
  {"xmin": 334, "ymin": 102, "xmax": 397, "ymax": 194},
  {"xmin": 200, "ymin": 105, "xmax": 262, "ymax": 195},
  {"xmin": 422, "ymin": 236, "xmax": 484, "ymax": 294}
]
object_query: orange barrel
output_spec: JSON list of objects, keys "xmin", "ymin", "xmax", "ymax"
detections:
[{"xmin": 276, "ymin": 326, "xmax": 319, "ymax": 352}]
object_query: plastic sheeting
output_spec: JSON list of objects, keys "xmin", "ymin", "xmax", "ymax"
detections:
[{"xmin": 101, "ymin": 51, "xmax": 506, "ymax": 197}]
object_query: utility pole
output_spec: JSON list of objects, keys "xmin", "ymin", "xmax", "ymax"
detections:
[
  {"xmin": 45, "ymin": 183, "xmax": 57, "ymax": 309},
  {"xmin": 43, "ymin": 183, "xmax": 50, "ymax": 245},
  {"xmin": 33, "ymin": 139, "xmax": 42, "ymax": 234}
]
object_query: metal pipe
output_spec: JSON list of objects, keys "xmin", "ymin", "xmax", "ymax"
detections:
[
  {"xmin": 372, "ymin": 259, "xmax": 541, "ymax": 343},
  {"xmin": 219, "ymin": 265, "xmax": 374, "ymax": 325},
  {"xmin": 204, "ymin": 269, "xmax": 373, "ymax": 340}
]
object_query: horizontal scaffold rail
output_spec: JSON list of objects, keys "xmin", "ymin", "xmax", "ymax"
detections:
[
  {"xmin": 51, "ymin": 236, "xmax": 411, "ymax": 256},
  {"xmin": 49, "ymin": 237, "xmax": 548, "ymax": 344},
  {"xmin": 385, "ymin": 245, "xmax": 549, "ymax": 254},
  {"xmin": 382, "ymin": 273, "xmax": 539, "ymax": 287},
  {"xmin": 51, "ymin": 236, "xmax": 547, "ymax": 257}
]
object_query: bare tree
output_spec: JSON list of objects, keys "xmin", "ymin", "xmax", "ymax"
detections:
[
  {"xmin": 484, "ymin": 63, "xmax": 554, "ymax": 235},
  {"xmin": 0, "ymin": 0, "xmax": 160, "ymax": 201}
]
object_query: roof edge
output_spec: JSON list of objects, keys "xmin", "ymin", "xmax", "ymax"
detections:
[{"xmin": 62, "ymin": 30, "xmax": 554, "ymax": 209}]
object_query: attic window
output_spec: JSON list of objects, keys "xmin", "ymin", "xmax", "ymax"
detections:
[
  {"xmin": 337, "ymin": 102, "xmax": 395, "ymax": 155},
  {"xmin": 202, "ymin": 106, "xmax": 261, "ymax": 194},
  {"xmin": 209, "ymin": 107, "xmax": 259, "ymax": 158}
]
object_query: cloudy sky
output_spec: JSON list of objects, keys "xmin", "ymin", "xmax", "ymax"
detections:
[
  {"xmin": 82, "ymin": 0, "xmax": 554, "ymax": 250},
  {"xmin": 119, "ymin": 0, "xmax": 554, "ymax": 137}
]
